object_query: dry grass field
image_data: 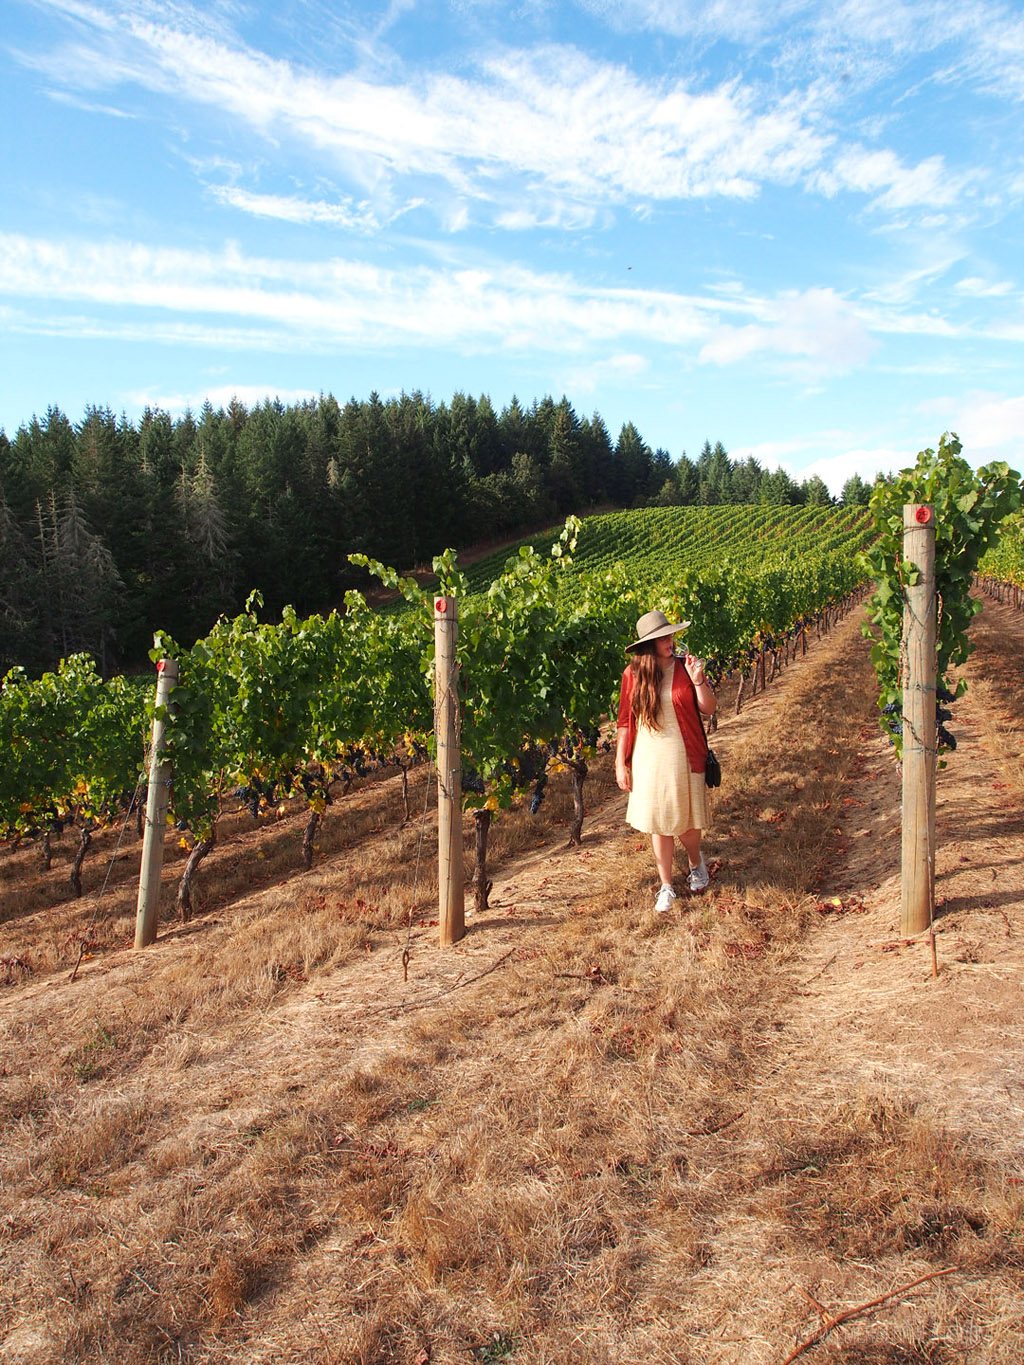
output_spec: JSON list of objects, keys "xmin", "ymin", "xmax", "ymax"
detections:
[{"xmin": 1, "ymin": 594, "xmax": 1023, "ymax": 1364}]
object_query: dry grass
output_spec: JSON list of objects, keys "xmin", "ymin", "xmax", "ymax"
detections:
[
  {"xmin": 2, "ymin": 603, "xmax": 1024, "ymax": 1363},
  {"xmin": 964, "ymin": 597, "xmax": 1024, "ymax": 798}
]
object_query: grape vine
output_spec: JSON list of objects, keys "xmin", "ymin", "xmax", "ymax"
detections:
[
  {"xmin": 1, "ymin": 504, "xmax": 877, "ymax": 918},
  {"xmin": 860, "ymin": 433, "xmax": 1022, "ymax": 758}
]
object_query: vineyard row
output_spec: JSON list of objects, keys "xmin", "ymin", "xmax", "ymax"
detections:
[{"xmin": 1, "ymin": 514, "xmax": 871, "ymax": 917}]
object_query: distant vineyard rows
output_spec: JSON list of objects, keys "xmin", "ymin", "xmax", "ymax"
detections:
[{"xmin": 979, "ymin": 510, "xmax": 1024, "ymax": 594}]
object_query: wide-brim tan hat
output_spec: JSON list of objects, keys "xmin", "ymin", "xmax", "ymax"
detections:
[{"xmin": 626, "ymin": 609, "xmax": 691, "ymax": 652}]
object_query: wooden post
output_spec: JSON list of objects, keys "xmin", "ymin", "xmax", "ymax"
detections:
[
  {"xmin": 901, "ymin": 505, "xmax": 937, "ymax": 938},
  {"xmin": 135, "ymin": 658, "xmax": 177, "ymax": 948},
  {"xmin": 434, "ymin": 598, "xmax": 465, "ymax": 946}
]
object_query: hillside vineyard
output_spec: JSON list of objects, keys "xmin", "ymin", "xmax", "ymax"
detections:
[{"xmin": 1, "ymin": 506, "xmax": 873, "ymax": 909}]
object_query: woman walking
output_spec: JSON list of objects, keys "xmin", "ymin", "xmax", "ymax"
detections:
[{"xmin": 615, "ymin": 610, "xmax": 717, "ymax": 911}]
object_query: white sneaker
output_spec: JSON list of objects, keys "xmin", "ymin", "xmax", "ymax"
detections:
[
  {"xmin": 687, "ymin": 856, "xmax": 710, "ymax": 892},
  {"xmin": 654, "ymin": 883, "xmax": 677, "ymax": 913}
]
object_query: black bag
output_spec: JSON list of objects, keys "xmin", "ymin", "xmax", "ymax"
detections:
[
  {"xmin": 693, "ymin": 685, "xmax": 721, "ymax": 788},
  {"xmin": 704, "ymin": 747, "xmax": 722, "ymax": 788}
]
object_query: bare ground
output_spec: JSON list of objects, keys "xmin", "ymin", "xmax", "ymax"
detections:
[{"xmin": 1, "ymin": 594, "xmax": 1023, "ymax": 1364}]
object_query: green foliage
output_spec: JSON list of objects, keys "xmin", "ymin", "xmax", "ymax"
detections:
[
  {"xmin": 151, "ymin": 591, "xmax": 431, "ymax": 843},
  {"xmin": 0, "ymin": 656, "xmax": 147, "ymax": 839},
  {"xmin": 860, "ymin": 433, "xmax": 1022, "ymax": 756},
  {"xmin": 980, "ymin": 509, "xmax": 1024, "ymax": 588},
  {"xmin": 2, "ymin": 507, "xmax": 874, "ymax": 851},
  {"xmin": 356, "ymin": 511, "xmax": 869, "ymax": 813}
]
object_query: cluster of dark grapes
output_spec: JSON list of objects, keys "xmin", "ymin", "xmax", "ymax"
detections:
[
  {"xmin": 882, "ymin": 685, "xmax": 958, "ymax": 751},
  {"xmin": 556, "ymin": 725, "xmax": 606, "ymax": 762},
  {"xmin": 530, "ymin": 772, "xmax": 548, "ymax": 815},
  {"xmin": 236, "ymin": 775, "xmax": 277, "ymax": 817},
  {"xmin": 881, "ymin": 700, "xmax": 903, "ymax": 743},
  {"xmin": 334, "ymin": 744, "xmax": 389, "ymax": 786},
  {"xmin": 463, "ymin": 767, "xmax": 486, "ymax": 796},
  {"xmin": 296, "ymin": 770, "xmax": 330, "ymax": 803},
  {"xmin": 936, "ymin": 683, "xmax": 957, "ymax": 751},
  {"xmin": 343, "ymin": 746, "xmax": 371, "ymax": 779}
]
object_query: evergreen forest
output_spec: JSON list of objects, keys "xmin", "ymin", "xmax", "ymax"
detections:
[{"xmin": 0, "ymin": 391, "xmax": 871, "ymax": 677}]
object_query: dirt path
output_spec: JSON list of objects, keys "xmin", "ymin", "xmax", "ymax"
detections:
[
  {"xmin": 668, "ymin": 595, "xmax": 1024, "ymax": 1361},
  {"xmin": 761, "ymin": 595, "xmax": 1024, "ymax": 1158},
  {"xmin": 3, "ymin": 596, "xmax": 1023, "ymax": 1365}
]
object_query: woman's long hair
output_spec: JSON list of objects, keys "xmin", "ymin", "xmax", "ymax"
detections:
[{"xmin": 629, "ymin": 642, "xmax": 665, "ymax": 730}]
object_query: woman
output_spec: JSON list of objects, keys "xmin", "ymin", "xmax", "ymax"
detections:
[{"xmin": 615, "ymin": 609, "xmax": 717, "ymax": 911}]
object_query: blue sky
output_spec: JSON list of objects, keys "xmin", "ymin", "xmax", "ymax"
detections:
[{"xmin": 2, "ymin": 0, "xmax": 1022, "ymax": 495}]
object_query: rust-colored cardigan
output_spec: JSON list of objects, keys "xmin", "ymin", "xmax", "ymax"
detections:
[{"xmin": 617, "ymin": 659, "xmax": 709, "ymax": 775}]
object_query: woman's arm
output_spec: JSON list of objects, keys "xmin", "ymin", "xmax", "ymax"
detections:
[
  {"xmin": 683, "ymin": 653, "xmax": 717, "ymax": 717},
  {"xmin": 615, "ymin": 726, "xmax": 632, "ymax": 792}
]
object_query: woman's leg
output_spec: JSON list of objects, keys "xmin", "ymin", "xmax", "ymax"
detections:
[
  {"xmin": 679, "ymin": 827, "xmax": 702, "ymax": 869},
  {"xmin": 651, "ymin": 833, "xmax": 675, "ymax": 884}
]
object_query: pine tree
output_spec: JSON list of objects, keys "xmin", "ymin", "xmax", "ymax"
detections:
[
  {"xmin": 802, "ymin": 474, "xmax": 833, "ymax": 507},
  {"xmin": 36, "ymin": 489, "xmax": 123, "ymax": 671},
  {"xmin": 840, "ymin": 472, "xmax": 871, "ymax": 506}
]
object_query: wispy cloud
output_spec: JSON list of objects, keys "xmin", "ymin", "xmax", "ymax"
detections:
[
  {"xmin": 576, "ymin": 0, "xmax": 1024, "ymax": 102},
  {"xmin": 0, "ymin": 230, "xmax": 711, "ymax": 353},
  {"xmin": 954, "ymin": 275, "xmax": 1015, "ymax": 298},
  {"xmin": 5, "ymin": 230, "xmax": 983, "ymax": 377},
  {"xmin": 45, "ymin": 87, "xmax": 136, "ymax": 118},
  {"xmin": 207, "ymin": 186, "xmax": 423, "ymax": 231},
  {"xmin": 11, "ymin": 1, "xmax": 881, "ymax": 226},
  {"xmin": 18, "ymin": 0, "xmax": 1006, "ymax": 241}
]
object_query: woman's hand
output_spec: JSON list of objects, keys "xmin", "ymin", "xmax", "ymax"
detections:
[
  {"xmin": 683, "ymin": 652, "xmax": 707, "ymax": 687},
  {"xmin": 615, "ymin": 759, "xmax": 632, "ymax": 792}
]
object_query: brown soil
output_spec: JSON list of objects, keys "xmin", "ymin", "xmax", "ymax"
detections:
[{"xmin": 1, "ymin": 594, "xmax": 1022, "ymax": 1364}]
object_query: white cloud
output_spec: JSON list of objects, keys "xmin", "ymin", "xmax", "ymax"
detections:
[
  {"xmin": 562, "ymin": 352, "xmax": 650, "ymax": 394},
  {"xmin": 7, "ymin": 229, "xmax": 998, "ymax": 382},
  {"xmin": 46, "ymin": 88, "xmax": 136, "ymax": 118},
  {"xmin": 0, "ymin": 230, "xmax": 716, "ymax": 354},
  {"xmin": 577, "ymin": 0, "xmax": 1024, "ymax": 103},
  {"xmin": 812, "ymin": 147, "xmax": 965, "ymax": 211},
  {"xmin": 207, "ymin": 186, "xmax": 424, "ymax": 231},
  {"xmin": 794, "ymin": 446, "xmax": 904, "ymax": 496},
  {"xmin": 22, "ymin": 0, "xmax": 1011, "ymax": 239},
  {"xmin": 494, "ymin": 202, "xmax": 602, "ymax": 231},
  {"xmin": 954, "ymin": 275, "xmax": 1015, "ymax": 298},
  {"xmin": 731, "ymin": 432, "xmax": 904, "ymax": 496},
  {"xmin": 699, "ymin": 287, "xmax": 876, "ymax": 370},
  {"xmin": 919, "ymin": 390, "xmax": 1024, "ymax": 464},
  {"xmin": 127, "ymin": 383, "xmax": 321, "ymax": 414},
  {"xmin": 24, "ymin": 3, "xmax": 835, "ymax": 217}
]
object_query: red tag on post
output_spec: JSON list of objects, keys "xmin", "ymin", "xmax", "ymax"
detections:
[
  {"xmin": 435, "ymin": 599, "xmax": 447, "ymax": 613},
  {"xmin": 915, "ymin": 506, "xmax": 932, "ymax": 524}
]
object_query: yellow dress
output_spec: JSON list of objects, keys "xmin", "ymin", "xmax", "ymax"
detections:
[{"xmin": 626, "ymin": 663, "xmax": 707, "ymax": 836}]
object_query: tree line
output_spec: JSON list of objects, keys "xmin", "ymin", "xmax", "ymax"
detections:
[{"xmin": 0, "ymin": 391, "xmax": 871, "ymax": 676}]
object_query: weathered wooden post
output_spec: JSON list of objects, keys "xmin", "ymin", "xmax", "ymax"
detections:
[
  {"xmin": 434, "ymin": 598, "xmax": 464, "ymax": 947},
  {"xmin": 135, "ymin": 657, "xmax": 177, "ymax": 948},
  {"xmin": 901, "ymin": 505, "xmax": 937, "ymax": 939}
]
